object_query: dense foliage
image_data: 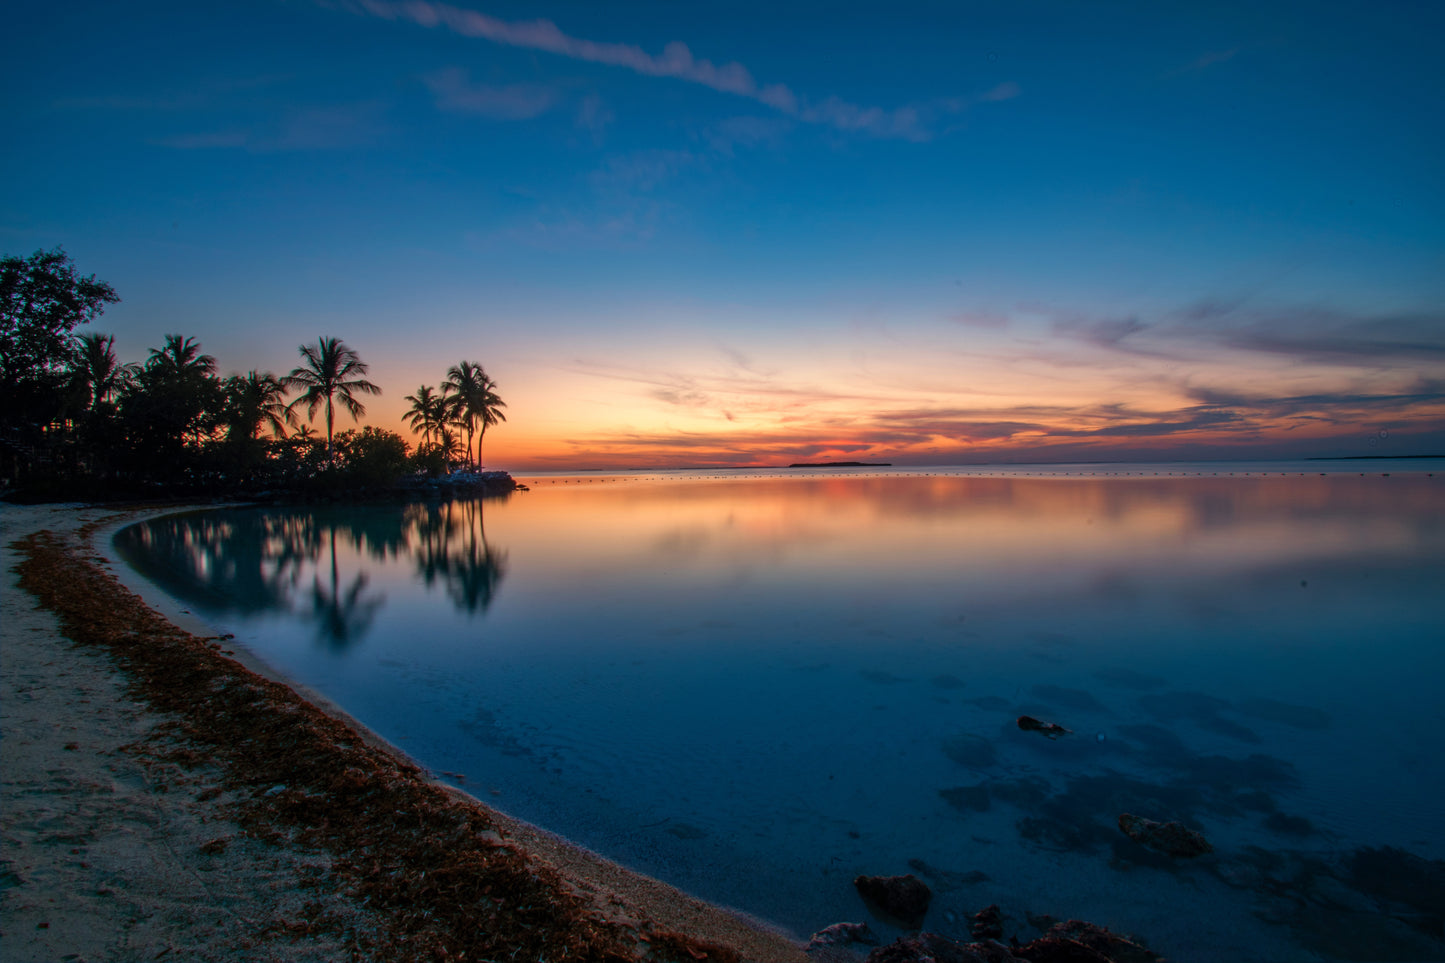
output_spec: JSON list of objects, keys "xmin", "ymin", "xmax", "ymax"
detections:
[{"xmin": 0, "ymin": 248, "xmax": 506, "ymax": 501}]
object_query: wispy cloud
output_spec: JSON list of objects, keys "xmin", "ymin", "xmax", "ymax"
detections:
[
  {"xmin": 345, "ymin": 0, "xmax": 1014, "ymax": 140},
  {"xmin": 1041, "ymin": 300, "xmax": 1445, "ymax": 372},
  {"xmin": 423, "ymin": 67, "xmax": 559, "ymax": 119},
  {"xmin": 1209, "ymin": 311, "xmax": 1445, "ymax": 365}
]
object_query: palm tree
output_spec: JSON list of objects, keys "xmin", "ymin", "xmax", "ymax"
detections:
[
  {"xmin": 443, "ymin": 361, "xmax": 506, "ymax": 469},
  {"xmin": 442, "ymin": 361, "xmax": 483, "ymax": 468},
  {"xmin": 403, "ymin": 384, "xmax": 444, "ymax": 446},
  {"xmin": 73, "ymin": 332, "xmax": 135, "ymax": 410},
  {"xmin": 282, "ymin": 337, "xmax": 380, "ymax": 462},
  {"xmin": 435, "ymin": 426, "xmax": 461, "ymax": 466},
  {"xmin": 148, "ymin": 333, "xmax": 216, "ymax": 379},
  {"xmin": 473, "ymin": 374, "xmax": 506, "ymax": 468},
  {"xmin": 137, "ymin": 334, "xmax": 221, "ymax": 448},
  {"xmin": 225, "ymin": 371, "xmax": 295, "ymax": 441}
]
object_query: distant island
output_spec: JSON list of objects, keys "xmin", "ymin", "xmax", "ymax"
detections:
[{"xmin": 788, "ymin": 461, "xmax": 892, "ymax": 468}]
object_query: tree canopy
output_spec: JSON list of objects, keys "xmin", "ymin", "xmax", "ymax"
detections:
[
  {"xmin": 1, "ymin": 247, "xmax": 119, "ymax": 390},
  {"xmin": 0, "ymin": 247, "xmax": 513, "ymax": 499},
  {"xmin": 284, "ymin": 337, "xmax": 381, "ymax": 461}
]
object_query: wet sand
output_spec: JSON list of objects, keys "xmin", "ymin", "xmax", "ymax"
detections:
[{"xmin": 1, "ymin": 502, "xmax": 806, "ymax": 963}]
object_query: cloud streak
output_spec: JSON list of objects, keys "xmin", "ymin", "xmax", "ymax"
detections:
[
  {"xmin": 423, "ymin": 68, "xmax": 559, "ymax": 119},
  {"xmin": 347, "ymin": 0, "xmax": 1008, "ymax": 139}
]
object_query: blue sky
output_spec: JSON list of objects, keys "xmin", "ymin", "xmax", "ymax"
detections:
[{"xmin": 4, "ymin": 0, "xmax": 1442, "ymax": 466}]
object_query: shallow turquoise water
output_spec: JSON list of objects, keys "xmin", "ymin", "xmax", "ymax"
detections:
[{"xmin": 114, "ymin": 462, "xmax": 1445, "ymax": 961}]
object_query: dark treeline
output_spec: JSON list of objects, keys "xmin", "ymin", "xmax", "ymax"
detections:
[{"xmin": 1, "ymin": 248, "xmax": 506, "ymax": 501}]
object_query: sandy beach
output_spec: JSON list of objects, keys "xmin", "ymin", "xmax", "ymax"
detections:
[{"xmin": 1, "ymin": 502, "xmax": 807, "ymax": 963}]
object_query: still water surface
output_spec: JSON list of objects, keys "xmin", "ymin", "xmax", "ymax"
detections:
[{"xmin": 115, "ymin": 463, "xmax": 1445, "ymax": 962}]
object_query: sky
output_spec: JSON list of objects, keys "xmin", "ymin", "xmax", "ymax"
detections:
[{"xmin": 4, "ymin": 0, "xmax": 1443, "ymax": 468}]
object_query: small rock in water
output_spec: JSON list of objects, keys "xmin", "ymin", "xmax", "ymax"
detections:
[
  {"xmin": 1023, "ymin": 920, "xmax": 1162, "ymax": 962},
  {"xmin": 1117, "ymin": 813, "xmax": 1213, "ymax": 858},
  {"xmin": 854, "ymin": 874, "xmax": 933, "ymax": 930},
  {"xmin": 807, "ymin": 921, "xmax": 879, "ymax": 950},
  {"xmin": 1017, "ymin": 715, "xmax": 1072, "ymax": 739},
  {"xmin": 863, "ymin": 932, "xmax": 981, "ymax": 963},
  {"xmin": 969, "ymin": 904, "xmax": 1004, "ymax": 940}
]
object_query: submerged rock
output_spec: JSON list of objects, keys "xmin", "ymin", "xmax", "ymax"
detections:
[
  {"xmin": 1026, "ymin": 921, "xmax": 1161, "ymax": 963},
  {"xmin": 808, "ymin": 922, "xmax": 879, "ymax": 950},
  {"xmin": 864, "ymin": 933, "xmax": 1015, "ymax": 963},
  {"xmin": 1011, "ymin": 937, "xmax": 1112, "ymax": 962},
  {"xmin": 939, "ymin": 784, "xmax": 993, "ymax": 813},
  {"xmin": 943, "ymin": 733, "xmax": 1000, "ymax": 768},
  {"xmin": 854, "ymin": 873, "xmax": 933, "ymax": 929},
  {"xmin": 1017, "ymin": 716, "xmax": 1072, "ymax": 739},
  {"xmin": 908, "ymin": 857, "xmax": 990, "ymax": 891},
  {"xmin": 1117, "ymin": 813, "xmax": 1213, "ymax": 858},
  {"xmin": 969, "ymin": 904, "xmax": 1004, "ymax": 940}
]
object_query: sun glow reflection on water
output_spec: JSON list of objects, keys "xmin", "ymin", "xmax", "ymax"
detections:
[{"xmin": 115, "ymin": 463, "xmax": 1445, "ymax": 962}]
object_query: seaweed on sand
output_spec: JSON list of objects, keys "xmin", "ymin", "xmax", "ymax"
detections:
[{"xmin": 14, "ymin": 521, "xmax": 739, "ymax": 963}]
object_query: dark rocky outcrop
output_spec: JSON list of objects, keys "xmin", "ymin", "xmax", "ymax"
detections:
[
  {"xmin": 807, "ymin": 921, "xmax": 879, "ymax": 950},
  {"xmin": 854, "ymin": 874, "xmax": 933, "ymax": 929},
  {"xmin": 1012, "ymin": 937, "xmax": 1112, "ymax": 963},
  {"xmin": 1017, "ymin": 715, "xmax": 1072, "ymax": 739},
  {"xmin": 1117, "ymin": 813, "xmax": 1213, "ymax": 858},
  {"xmin": 970, "ymin": 904, "xmax": 1004, "ymax": 940},
  {"xmin": 858, "ymin": 918, "xmax": 1158, "ymax": 963},
  {"xmin": 864, "ymin": 932, "xmax": 1017, "ymax": 963},
  {"xmin": 1025, "ymin": 921, "xmax": 1161, "ymax": 963}
]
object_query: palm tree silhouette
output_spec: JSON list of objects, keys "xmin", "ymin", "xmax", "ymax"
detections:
[
  {"xmin": 148, "ymin": 333, "xmax": 216, "ymax": 379},
  {"xmin": 443, "ymin": 361, "xmax": 506, "ymax": 469},
  {"xmin": 141, "ymin": 334, "xmax": 219, "ymax": 448},
  {"xmin": 403, "ymin": 384, "xmax": 446, "ymax": 447},
  {"xmin": 283, "ymin": 337, "xmax": 380, "ymax": 462},
  {"xmin": 73, "ymin": 332, "xmax": 135, "ymax": 411},
  {"xmin": 226, "ymin": 371, "xmax": 295, "ymax": 441},
  {"xmin": 473, "ymin": 374, "xmax": 505, "ymax": 469}
]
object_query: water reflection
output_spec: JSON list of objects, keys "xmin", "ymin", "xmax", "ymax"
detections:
[
  {"xmin": 408, "ymin": 500, "xmax": 509, "ymax": 615},
  {"xmin": 112, "ymin": 468, "xmax": 1444, "ymax": 963},
  {"xmin": 114, "ymin": 495, "xmax": 511, "ymax": 644}
]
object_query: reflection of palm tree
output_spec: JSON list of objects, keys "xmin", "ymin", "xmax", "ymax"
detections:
[
  {"xmin": 448, "ymin": 498, "xmax": 507, "ymax": 613},
  {"xmin": 402, "ymin": 498, "xmax": 507, "ymax": 615},
  {"xmin": 309, "ymin": 523, "xmax": 383, "ymax": 648},
  {"xmin": 310, "ymin": 571, "xmax": 382, "ymax": 648},
  {"xmin": 112, "ymin": 508, "xmax": 320, "ymax": 616}
]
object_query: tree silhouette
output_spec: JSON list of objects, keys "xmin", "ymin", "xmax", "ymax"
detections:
[
  {"xmin": 148, "ymin": 333, "xmax": 216, "ymax": 380},
  {"xmin": 283, "ymin": 337, "xmax": 380, "ymax": 462},
  {"xmin": 73, "ymin": 332, "xmax": 135, "ymax": 411},
  {"xmin": 1, "ymin": 246, "xmax": 118, "ymax": 408},
  {"xmin": 120, "ymin": 334, "xmax": 224, "ymax": 458},
  {"xmin": 403, "ymin": 384, "xmax": 446, "ymax": 447},
  {"xmin": 444, "ymin": 361, "xmax": 505, "ymax": 469},
  {"xmin": 225, "ymin": 370, "xmax": 295, "ymax": 442},
  {"xmin": 473, "ymin": 373, "xmax": 506, "ymax": 469}
]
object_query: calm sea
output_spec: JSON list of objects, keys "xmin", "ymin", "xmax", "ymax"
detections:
[{"xmin": 114, "ymin": 461, "xmax": 1445, "ymax": 962}]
